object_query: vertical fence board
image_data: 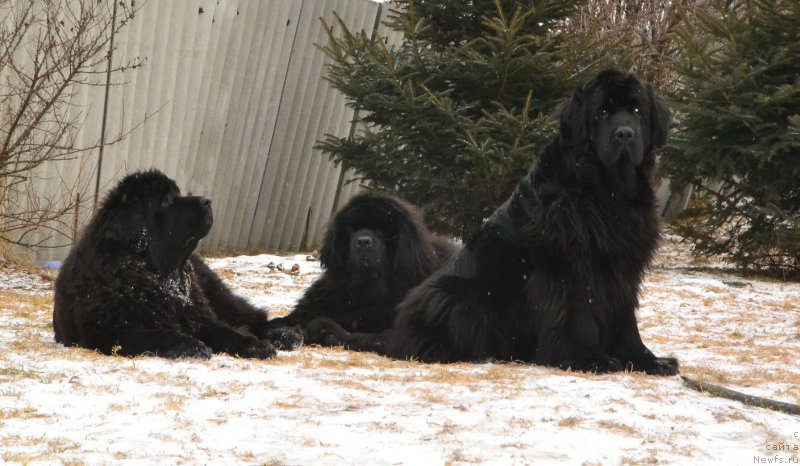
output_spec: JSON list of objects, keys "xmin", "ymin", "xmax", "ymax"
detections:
[
  {"xmin": 205, "ymin": 0, "xmax": 303, "ymax": 252},
  {"xmin": 247, "ymin": 0, "xmax": 381, "ymax": 251}
]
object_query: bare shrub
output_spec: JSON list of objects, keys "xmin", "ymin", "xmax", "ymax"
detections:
[{"xmin": 0, "ymin": 0, "xmax": 140, "ymax": 250}]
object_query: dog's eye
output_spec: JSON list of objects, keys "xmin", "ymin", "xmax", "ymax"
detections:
[
  {"xmin": 598, "ymin": 108, "xmax": 609, "ymax": 119},
  {"xmin": 633, "ymin": 106, "xmax": 641, "ymax": 115}
]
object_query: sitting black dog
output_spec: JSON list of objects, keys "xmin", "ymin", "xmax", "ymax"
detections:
[
  {"xmin": 308, "ymin": 70, "xmax": 678, "ymax": 375},
  {"xmin": 53, "ymin": 169, "xmax": 301, "ymax": 359}
]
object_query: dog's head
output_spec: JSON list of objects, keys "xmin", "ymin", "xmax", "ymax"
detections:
[
  {"xmin": 559, "ymin": 69, "xmax": 670, "ymax": 172},
  {"xmin": 319, "ymin": 192, "xmax": 432, "ymax": 282},
  {"xmin": 98, "ymin": 170, "xmax": 213, "ymax": 273},
  {"xmin": 346, "ymin": 227, "xmax": 388, "ymax": 276}
]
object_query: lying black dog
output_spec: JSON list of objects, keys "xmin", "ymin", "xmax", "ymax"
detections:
[
  {"xmin": 308, "ymin": 70, "xmax": 678, "ymax": 375},
  {"xmin": 271, "ymin": 192, "xmax": 458, "ymax": 340},
  {"xmin": 53, "ymin": 169, "xmax": 301, "ymax": 359}
]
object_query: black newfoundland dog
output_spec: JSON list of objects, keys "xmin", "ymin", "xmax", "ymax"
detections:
[
  {"xmin": 53, "ymin": 170, "xmax": 300, "ymax": 359},
  {"xmin": 271, "ymin": 192, "xmax": 458, "ymax": 342},
  {"xmin": 308, "ymin": 70, "xmax": 678, "ymax": 375}
]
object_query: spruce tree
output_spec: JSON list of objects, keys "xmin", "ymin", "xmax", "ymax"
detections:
[
  {"xmin": 318, "ymin": 0, "xmax": 585, "ymax": 237},
  {"xmin": 664, "ymin": 0, "xmax": 800, "ymax": 274}
]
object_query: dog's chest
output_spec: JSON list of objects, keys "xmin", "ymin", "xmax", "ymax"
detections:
[
  {"xmin": 157, "ymin": 274, "xmax": 192, "ymax": 307},
  {"xmin": 118, "ymin": 265, "xmax": 194, "ymax": 324}
]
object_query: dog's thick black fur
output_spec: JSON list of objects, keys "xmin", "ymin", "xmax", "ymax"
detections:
[
  {"xmin": 308, "ymin": 70, "xmax": 678, "ymax": 375},
  {"xmin": 272, "ymin": 192, "xmax": 458, "ymax": 342},
  {"xmin": 53, "ymin": 169, "xmax": 301, "ymax": 359}
]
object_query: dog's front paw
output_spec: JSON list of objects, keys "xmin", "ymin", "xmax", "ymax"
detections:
[
  {"xmin": 235, "ymin": 340, "xmax": 277, "ymax": 360},
  {"xmin": 161, "ymin": 339, "xmax": 213, "ymax": 360},
  {"xmin": 305, "ymin": 318, "xmax": 348, "ymax": 347},
  {"xmin": 559, "ymin": 356, "xmax": 624, "ymax": 374},
  {"xmin": 641, "ymin": 357, "xmax": 679, "ymax": 376},
  {"xmin": 266, "ymin": 325, "xmax": 304, "ymax": 351}
]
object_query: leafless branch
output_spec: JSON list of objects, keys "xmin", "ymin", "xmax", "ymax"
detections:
[
  {"xmin": 0, "ymin": 0, "xmax": 142, "ymax": 251},
  {"xmin": 565, "ymin": 0, "xmax": 710, "ymax": 91}
]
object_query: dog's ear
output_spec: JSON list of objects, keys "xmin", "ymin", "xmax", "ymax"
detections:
[
  {"xmin": 392, "ymin": 221, "xmax": 425, "ymax": 277},
  {"xmin": 102, "ymin": 192, "xmax": 150, "ymax": 253},
  {"xmin": 559, "ymin": 84, "xmax": 589, "ymax": 145},
  {"xmin": 319, "ymin": 218, "xmax": 345, "ymax": 272},
  {"xmin": 646, "ymin": 83, "xmax": 670, "ymax": 149},
  {"xmin": 390, "ymin": 206, "xmax": 435, "ymax": 283}
]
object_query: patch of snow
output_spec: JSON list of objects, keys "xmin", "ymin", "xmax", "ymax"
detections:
[
  {"xmin": 0, "ymin": 268, "xmax": 52, "ymax": 293},
  {"xmin": 0, "ymin": 241, "xmax": 798, "ymax": 465}
]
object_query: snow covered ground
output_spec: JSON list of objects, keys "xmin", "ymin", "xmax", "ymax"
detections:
[{"xmin": 0, "ymin": 236, "xmax": 798, "ymax": 465}]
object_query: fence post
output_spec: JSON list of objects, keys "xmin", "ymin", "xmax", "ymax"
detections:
[
  {"xmin": 94, "ymin": 0, "xmax": 120, "ymax": 207},
  {"xmin": 330, "ymin": 3, "xmax": 384, "ymax": 216}
]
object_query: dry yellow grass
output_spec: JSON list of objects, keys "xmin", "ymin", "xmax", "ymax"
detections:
[
  {"xmin": 273, "ymin": 399, "xmax": 304, "ymax": 410},
  {"xmin": 557, "ymin": 416, "xmax": 583, "ymax": 427},
  {"xmin": 0, "ymin": 407, "xmax": 47, "ymax": 420},
  {"xmin": 597, "ymin": 420, "xmax": 639, "ymax": 437},
  {"xmin": 0, "ymin": 367, "xmax": 41, "ymax": 382},
  {"xmin": 367, "ymin": 421, "xmax": 401, "ymax": 433},
  {"xmin": 0, "ymin": 290, "xmax": 53, "ymax": 315},
  {"xmin": 160, "ymin": 394, "xmax": 187, "ymax": 411},
  {"xmin": 621, "ymin": 455, "xmax": 659, "ymax": 465},
  {"xmin": 0, "ymin": 241, "xmax": 36, "ymax": 269},
  {"xmin": 446, "ymin": 449, "xmax": 479, "ymax": 464}
]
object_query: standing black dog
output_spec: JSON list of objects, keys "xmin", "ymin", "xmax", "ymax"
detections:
[
  {"xmin": 272, "ymin": 192, "xmax": 458, "ymax": 343},
  {"xmin": 308, "ymin": 70, "xmax": 678, "ymax": 375},
  {"xmin": 53, "ymin": 170, "xmax": 300, "ymax": 359}
]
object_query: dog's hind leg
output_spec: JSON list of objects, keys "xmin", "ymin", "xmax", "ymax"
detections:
[{"xmin": 389, "ymin": 276, "xmax": 500, "ymax": 363}]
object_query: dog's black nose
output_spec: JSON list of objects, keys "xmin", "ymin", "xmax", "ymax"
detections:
[
  {"xmin": 615, "ymin": 126, "xmax": 635, "ymax": 142},
  {"xmin": 356, "ymin": 236, "xmax": 373, "ymax": 248},
  {"xmin": 199, "ymin": 197, "xmax": 212, "ymax": 208}
]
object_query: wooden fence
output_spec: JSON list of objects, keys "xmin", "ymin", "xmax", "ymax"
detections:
[{"xmin": 20, "ymin": 0, "xmax": 396, "ymax": 261}]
